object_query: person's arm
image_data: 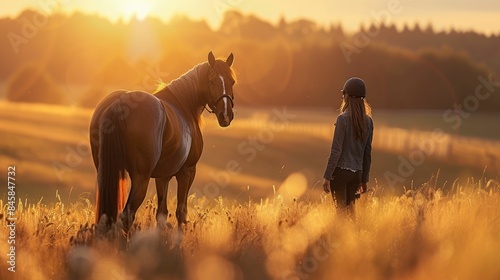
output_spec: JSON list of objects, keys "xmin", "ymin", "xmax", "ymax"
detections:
[
  {"xmin": 323, "ymin": 115, "xmax": 346, "ymax": 181},
  {"xmin": 361, "ymin": 118, "xmax": 373, "ymax": 190}
]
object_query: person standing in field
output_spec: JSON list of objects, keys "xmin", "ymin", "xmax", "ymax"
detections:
[{"xmin": 322, "ymin": 77, "xmax": 373, "ymax": 212}]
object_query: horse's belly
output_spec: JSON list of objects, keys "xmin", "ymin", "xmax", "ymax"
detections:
[{"xmin": 151, "ymin": 126, "xmax": 192, "ymax": 178}]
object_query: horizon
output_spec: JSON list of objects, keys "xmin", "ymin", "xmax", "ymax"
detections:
[{"xmin": 2, "ymin": 0, "xmax": 500, "ymax": 35}]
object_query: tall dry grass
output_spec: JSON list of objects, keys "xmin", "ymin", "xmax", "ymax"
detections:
[{"xmin": 1, "ymin": 178, "xmax": 500, "ymax": 280}]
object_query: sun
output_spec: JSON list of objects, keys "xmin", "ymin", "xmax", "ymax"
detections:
[{"xmin": 120, "ymin": 0, "xmax": 152, "ymax": 21}]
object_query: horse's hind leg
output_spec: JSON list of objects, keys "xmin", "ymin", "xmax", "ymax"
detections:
[
  {"xmin": 175, "ymin": 166, "xmax": 196, "ymax": 225},
  {"xmin": 155, "ymin": 176, "xmax": 172, "ymax": 225},
  {"xmin": 121, "ymin": 174, "xmax": 150, "ymax": 232}
]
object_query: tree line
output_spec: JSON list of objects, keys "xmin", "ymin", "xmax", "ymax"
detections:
[{"xmin": 1, "ymin": 10, "xmax": 499, "ymax": 111}]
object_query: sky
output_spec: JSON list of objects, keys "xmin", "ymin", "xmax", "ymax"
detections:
[{"xmin": 1, "ymin": 0, "xmax": 500, "ymax": 34}]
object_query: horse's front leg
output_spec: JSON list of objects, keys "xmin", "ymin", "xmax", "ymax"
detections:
[
  {"xmin": 175, "ymin": 165, "xmax": 196, "ymax": 225},
  {"xmin": 155, "ymin": 176, "xmax": 172, "ymax": 225}
]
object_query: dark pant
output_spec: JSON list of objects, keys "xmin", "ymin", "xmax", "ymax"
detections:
[{"xmin": 330, "ymin": 167, "xmax": 361, "ymax": 209}]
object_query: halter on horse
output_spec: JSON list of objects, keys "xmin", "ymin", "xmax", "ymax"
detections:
[{"xmin": 89, "ymin": 52, "xmax": 236, "ymax": 231}]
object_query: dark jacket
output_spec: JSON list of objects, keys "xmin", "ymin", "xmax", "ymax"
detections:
[{"xmin": 323, "ymin": 111, "xmax": 373, "ymax": 183}]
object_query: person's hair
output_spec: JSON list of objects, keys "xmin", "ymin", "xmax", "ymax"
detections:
[{"xmin": 340, "ymin": 95, "xmax": 372, "ymax": 141}]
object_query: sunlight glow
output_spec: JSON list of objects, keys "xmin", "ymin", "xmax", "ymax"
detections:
[
  {"xmin": 277, "ymin": 172, "xmax": 308, "ymax": 198},
  {"xmin": 119, "ymin": 0, "xmax": 151, "ymax": 21},
  {"xmin": 1, "ymin": 0, "xmax": 499, "ymax": 34}
]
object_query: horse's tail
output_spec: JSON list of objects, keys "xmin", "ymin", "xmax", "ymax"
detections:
[{"xmin": 96, "ymin": 99, "xmax": 127, "ymax": 224}]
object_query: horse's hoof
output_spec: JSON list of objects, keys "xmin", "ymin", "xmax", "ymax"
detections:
[
  {"xmin": 176, "ymin": 211, "xmax": 189, "ymax": 225},
  {"xmin": 156, "ymin": 213, "xmax": 168, "ymax": 228}
]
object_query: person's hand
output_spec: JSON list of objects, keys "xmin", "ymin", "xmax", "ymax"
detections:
[
  {"xmin": 360, "ymin": 182, "xmax": 368, "ymax": 193},
  {"xmin": 323, "ymin": 179, "xmax": 331, "ymax": 194}
]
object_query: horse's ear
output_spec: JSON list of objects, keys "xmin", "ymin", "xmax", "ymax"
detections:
[
  {"xmin": 226, "ymin": 53, "xmax": 234, "ymax": 67},
  {"xmin": 208, "ymin": 51, "xmax": 216, "ymax": 68}
]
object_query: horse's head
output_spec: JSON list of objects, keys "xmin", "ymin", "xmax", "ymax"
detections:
[{"xmin": 206, "ymin": 51, "xmax": 236, "ymax": 127}]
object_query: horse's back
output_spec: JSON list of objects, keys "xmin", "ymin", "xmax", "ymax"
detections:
[{"xmin": 90, "ymin": 90, "xmax": 166, "ymax": 175}]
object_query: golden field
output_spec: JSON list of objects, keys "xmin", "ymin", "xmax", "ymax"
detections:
[
  {"xmin": 1, "ymin": 179, "xmax": 500, "ymax": 279},
  {"xmin": 0, "ymin": 102, "xmax": 499, "ymax": 279}
]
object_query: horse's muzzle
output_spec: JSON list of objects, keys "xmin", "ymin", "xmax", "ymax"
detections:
[{"xmin": 218, "ymin": 112, "xmax": 232, "ymax": 127}]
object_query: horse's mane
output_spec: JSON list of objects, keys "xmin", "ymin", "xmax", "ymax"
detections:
[
  {"xmin": 154, "ymin": 80, "xmax": 168, "ymax": 93},
  {"xmin": 154, "ymin": 63, "xmax": 201, "ymax": 94},
  {"xmin": 154, "ymin": 60, "xmax": 237, "ymax": 94}
]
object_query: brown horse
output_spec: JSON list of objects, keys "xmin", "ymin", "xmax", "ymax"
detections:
[{"xmin": 89, "ymin": 52, "xmax": 236, "ymax": 231}]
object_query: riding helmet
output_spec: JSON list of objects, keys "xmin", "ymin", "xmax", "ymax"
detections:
[{"xmin": 341, "ymin": 77, "xmax": 366, "ymax": 97}]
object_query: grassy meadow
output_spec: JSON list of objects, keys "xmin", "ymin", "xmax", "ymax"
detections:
[
  {"xmin": 0, "ymin": 102, "xmax": 500, "ymax": 279},
  {"xmin": 1, "ymin": 102, "xmax": 499, "ymax": 203},
  {"xmin": 1, "ymin": 179, "xmax": 500, "ymax": 279}
]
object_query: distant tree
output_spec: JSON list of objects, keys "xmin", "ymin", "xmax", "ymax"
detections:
[
  {"xmin": 288, "ymin": 19, "xmax": 317, "ymax": 37},
  {"xmin": 219, "ymin": 11, "xmax": 244, "ymax": 36},
  {"xmin": 278, "ymin": 16, "xmax": 287, "ymax": 34},
  {"xmin": 6, "ymin": 63, "xmax": 68, "ymax": 105},
  {"xmin": 241, "ymin": 15, "xmax": 277, "ymax": 40},
  {"xmin": 424, "ymin": 22, "xmax": 434, "ymax": 35},
  {"xmin": 328, "ymin": 23, "xmax": 345, "ymax": 39},
  {"xmin": 0, "ymin": 10, "xmax": 499, "ymax": 110}
]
